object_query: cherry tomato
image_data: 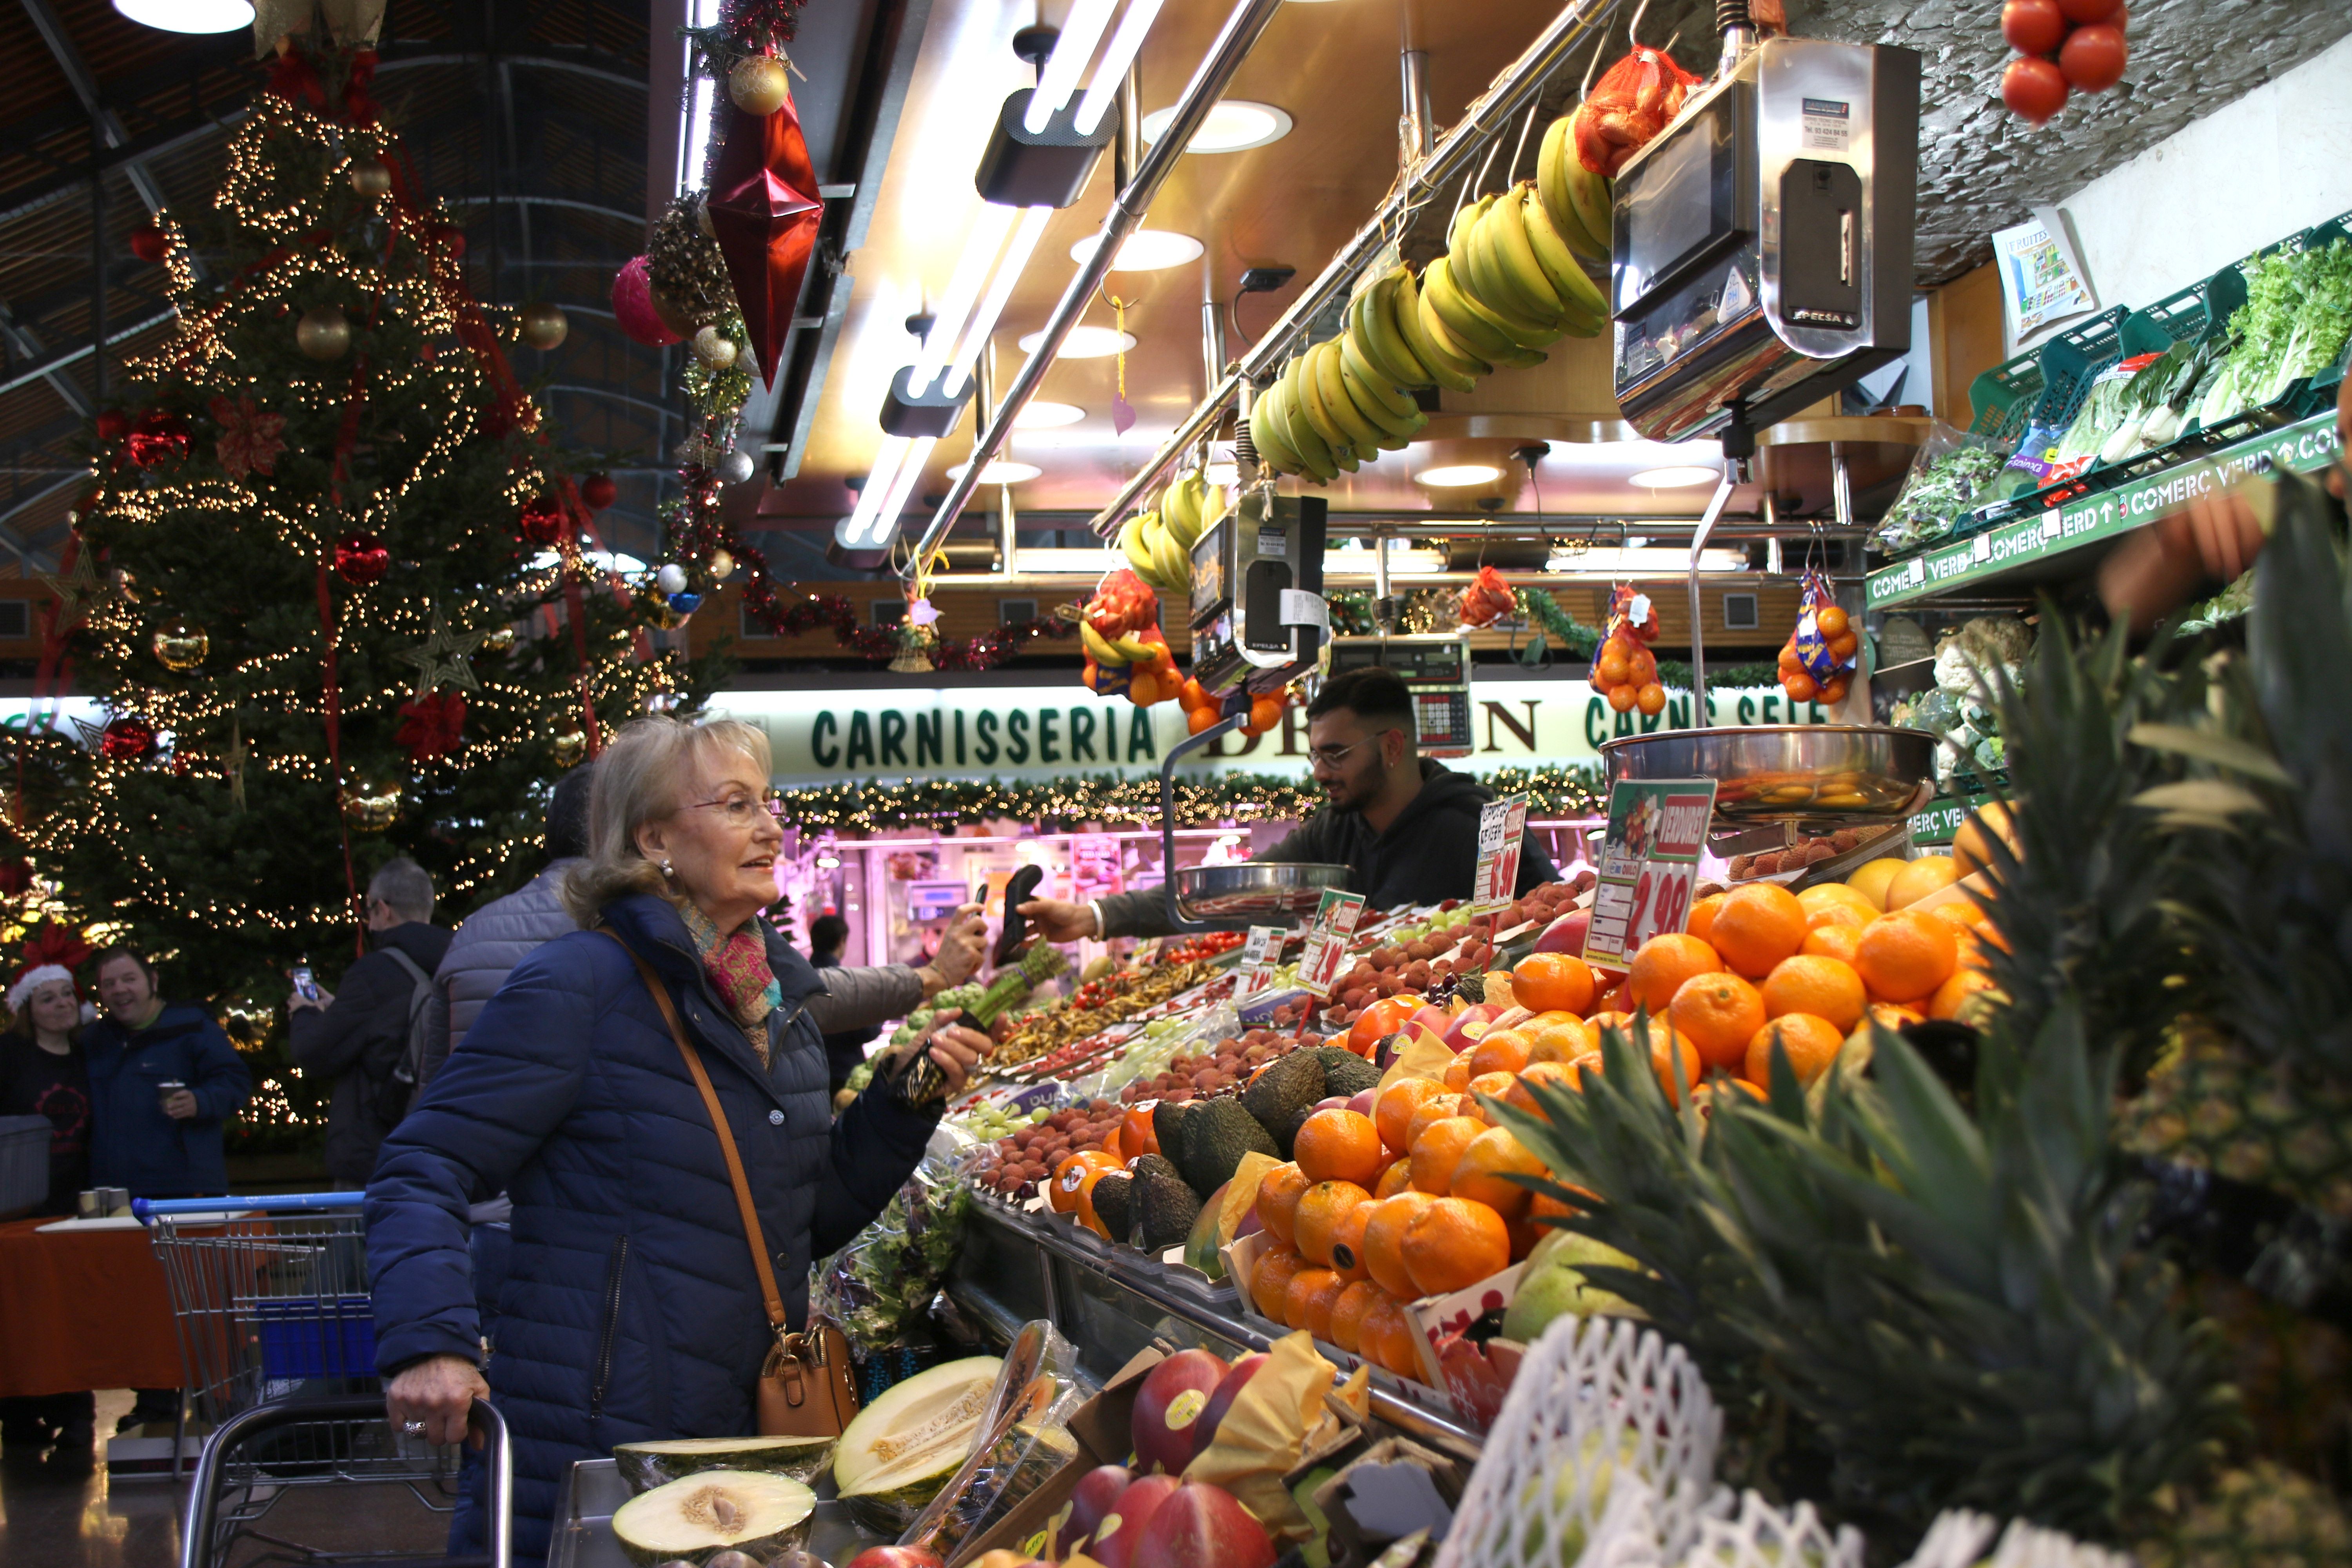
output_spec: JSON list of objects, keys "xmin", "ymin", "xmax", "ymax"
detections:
[
  {"xmin": 2059, "ymin": 23, "xmax": 2127, "ymax": 91},
  {"xmin": 2054, "ymin": 0, "xmax": 2119, "ymax": 22},
  {"xmin": 2000, "ymin": 0, "xmax": 2065, "ymax": 56},
  {"xmin": 2002, "ymin": 55, "xmax": 2069, "ymax": 125}
]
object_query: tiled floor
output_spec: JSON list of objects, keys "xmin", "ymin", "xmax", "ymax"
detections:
[{"xmin": 1, "ymin": 1391, "xmax": 456, "ymax": 1568}]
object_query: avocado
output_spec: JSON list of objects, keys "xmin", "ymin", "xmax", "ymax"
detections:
[
  {"xmin": 1160, "ymin": 1097, "xmax": 1280, "ymax": 1199},
  {"xmin": 1130, "ymin": 1155, "xmax": 1203, "ymax": 1250},
  {"xmin": 1091, "ymin": 1172, "xmax": 1134, "ymax": 1243},
  {"xmin": 1241, "ymin": 1050, "xmax": 1326, "ymax": 1144},
  {"xmin": 1151, "ymin": 1098, "xmax": 1192, "ymax": 1174},
  {"xmin": 1310, "ymin": 1048, "xmax": 1381, "ymax": 1100}
]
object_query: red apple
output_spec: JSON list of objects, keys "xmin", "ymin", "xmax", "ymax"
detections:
[
  {"xmin": 1192, "ymin": 1353, "xmax": 1268, "ymax": 1459},
  {"xmin": 1091, "ymin": 1475, "xmax": 1182, "ymax": 1568},
  {"xmin": 1534, "ymin": 909, "xmax": 1591, "ymax": 955},
  {"xmin": 1130, "ymin": 1348, "xmax": 1227, "ymax": 1474},
  {"xmin": 1131, "ymin": 1482, "xmax": 1277, "ymax": 1568},
  {"xmin": 1406, "ymin": 1005, "xmax": 1455, "ymax": 1038},
  {"xmin": 1347, "ymin": 1088, "xmax": 1378, "ymax": 1118},
  {"xmin": 1067, "ymin": 1464, "xmax": 1135, "ymax": 1553},
  {"xmin": 1442, "ymin": 1003, "xmax": 1502, "ymax": 1052},
  {"xmin": 846, "ymin": 1551, "xmax": 945, "ymax": 1568}
]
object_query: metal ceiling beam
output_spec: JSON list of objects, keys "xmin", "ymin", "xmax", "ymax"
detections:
[
  {"xmin": 0, "ymin": 113, "xmax": 245, "ymax": 230},
  {"xmin": 441, "ymin": 194, "xmax": 647, "ymax": 228},
  {"xmin": 20, "ymin": 0, "xmax": 194, "ymax": 241},
  {"xmin": 0, "ymin": 309, "xmax": 175, "ymax": 399},
  {"xmin": 373, "ymin": 51, "xmax": 648, "ymax": 95},
  {"xmin": 0, "ymin": 298, "xmax": 92, "ymax": 418}
]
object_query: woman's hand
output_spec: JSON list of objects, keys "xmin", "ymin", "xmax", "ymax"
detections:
[
  {"xmin": 386, "ymin": 1353, "xmax": 489, "ymax": 1448},
  {"xmin": 927, "ymin": 903, "xmax": 988, "ymax": 987},
  {"xmin": 926, "ymin": 1023, "xmax": 988, "ymax": 1095}
]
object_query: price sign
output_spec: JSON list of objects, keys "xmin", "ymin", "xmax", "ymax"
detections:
[
  {"xmin": 1296, "ymin": 889, "xmax": 1368, "ymax": 999},
  {"xmin": 1471, "ymin": 794, "xmax": 1529, "ymax": 909},
  {"xmin": 1582, "ymin": 778, "xmax": 1717, "ymax": 970},
  {"xmin": 1237, "ymin": 924, "xmax": 1283, "ymax": 996}
]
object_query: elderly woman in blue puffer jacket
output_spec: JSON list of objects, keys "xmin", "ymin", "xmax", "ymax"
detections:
[{"xmin": 367, "ymin": 717, "xmax": 985, "ymax": 1565}]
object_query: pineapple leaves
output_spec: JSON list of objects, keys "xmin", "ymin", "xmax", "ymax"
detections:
[{"xmin": 2124, "ymin": 722, "xmax": 2292, "ymax": 785}]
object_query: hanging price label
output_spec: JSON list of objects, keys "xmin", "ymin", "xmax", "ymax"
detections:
[
  {"xmin": 1471, "ymin": 794, "xmax": 1529, "ymax": 909},
  {"xmin": 1237, "ymin": 924, "xmax": 1283, "ymax": 996},
  {"xmin": 1296, "ymin": 889, "xmax": 1368, "ymax": 1000},
  {"xmin": 1582, "ymin": 778, "xmax": 1717, "ymax": 970}
]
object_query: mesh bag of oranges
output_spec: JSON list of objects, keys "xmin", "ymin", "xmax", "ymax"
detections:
[
  {"xmin": 1590, "ymin": 585, "xmax": 1667, "ymax": 718},
  {"xmin": 1776, "ymin": 570, "xmax": 1858, "ymax": 707}
]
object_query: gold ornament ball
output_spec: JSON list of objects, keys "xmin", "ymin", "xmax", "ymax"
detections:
[
  {"xmin": 481, "ymin": 625, "xmax": 517, "ymax": 655},
  {"xmin": 339, "ymin": 777, "xmax": 401, "ymax": 834},
  {"xmin": 519, "ymin": 301, "xmax": 570, "ymax": 351},
  {"xmin": 691, "ymin": 325, "xmax": 738, "ymax": 369},
  {"xmin": 348, "ymin": 158, "xmax": 393, "ymax": 198},
  {"xmin": 708, "ymin": 548, "xmax": 735, "ymax": 580},
  {"xmin": 728, "ymin": 54, "xmax": 791, "ymax": 117},
  {"xmin": 151, "ymin": 617, "xmax": 209, "ymax": 672},
  {"xmin": 297, "ymin": 305, "xmax": 352, "ymax": 361},
  {"xmin": 549, "ymin": 722, "xmax": 589, "ymax": 769}
]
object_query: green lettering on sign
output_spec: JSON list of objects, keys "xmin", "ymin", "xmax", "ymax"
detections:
[
  {"xmin": 1007, "ymin": 710, "xmax": 1030, "ymax": 764},
  {"xmin": 846, "ymin": 711, "xmax": 876, "ymax": 771},
  {"xmin": 810, "ymin": 711, "xmax": 840, "ymax": 768}
]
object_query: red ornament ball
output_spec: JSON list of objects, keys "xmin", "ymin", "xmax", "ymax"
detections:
[
  {"xmin": 518, "ymin": 494, "xmax": 566, "ymax": 546},
  {"xmin": 94, "ymin": 409, "xmax": 131, "ymax": 443},
  {"xmin": 127, "ymin": 411, "xmax": 192, "ymax": 468},
  {"xmin": 99, "ymin": 717, "xmax": 157, "ymax": 761},
  {"xmin": 334, "ymin": 531, "xmax": 391, "ymax": 585},
  {"xmin": 579, "ymin": 472, "xmax": 618, "ymax": 510},
  {"xmin": 129, "ymin": 224, "xmax": 167, "ymax": 263},
  {"xmin": 438, "ymin": 226, "xmax": 467, "ymax": 258}
]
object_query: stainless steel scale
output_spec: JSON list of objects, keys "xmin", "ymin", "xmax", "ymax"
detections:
[{"xmin": 1325, "ymin": 632, "xmax": 1474, "ymax": 757}]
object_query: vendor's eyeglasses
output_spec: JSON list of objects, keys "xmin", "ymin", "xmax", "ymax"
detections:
[
  {"xmin": 686, "ymin": 789, "xmax": 784, "ymax": 826},
  {"xmin": 1307, "ymin": 732, "xmax": 1397, "ymax": 769}
]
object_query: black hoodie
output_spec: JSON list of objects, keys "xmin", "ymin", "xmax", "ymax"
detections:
[{"xmin": 1097, "ymin": 758, "xmax": 1559, "ymax": 938}]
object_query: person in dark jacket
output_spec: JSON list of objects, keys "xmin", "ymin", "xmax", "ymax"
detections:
[
  {"xmin": 1022, "ymin": 665, "xmax": 1558, "ymax": 940},
  {"xmin": 84, "ymin": 947, "xmax": 250, "ymax": 1199},
  {"xmin": 369, "ymin": 717, "xmax": 984, "ymax": 1566},
  {"xmin": 419, "ymin": 766, "xmax": 597, "ymax": 1096},
  {"xmin": 807, "ymin": 913, "xmax": 878, "ymax": 1095},
  {"xmin": 0, "ymin": 965, "xmax": 95, "ymax": 1468},
  {"xmin": 288, "ymin": 858, "xmax": 454, "ymax": 1188}
]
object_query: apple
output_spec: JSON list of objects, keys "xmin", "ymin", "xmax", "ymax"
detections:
[
  {"xmin": 846, "ymin": 1551, "xmax": 944, "ymax": 1568},
  {"xmin": 1091, "ymin": 1474, "xmax": 1182, "ymax": 1568},
  {"xmin": 1347, "ymin": 1088, "xmax": 1378, "ymax": 1117},
  {"xmin": 1534, "ymin": 909, "xmax": 1591, "ymax": 955},
  {"xmin": 1313, "ymin": 1095, "xmax": 1350, "ymax": 1111},
  {"xmin": 1442, "ymin": 1003, "xmax": 1502, "ymax": 1053},
  {"xmin": 1192, "ymin": 1352, "xmax": 1268, "ymax": 1459},
  {"xmin": 1406, "ymin": 1005, "xmax": 1455, "ymax": 1038},
  {"xmin": 1131, "ymin": 1348, "xmax": 1227, "ymax": 1474},
  {"xmin": 1131, "ymin": 1481, "xmax": 1277, "ymax": 1568},
  {"xmin": 1067, "ymin": 1464, "xmax": 1135, "ymax": 1553}
]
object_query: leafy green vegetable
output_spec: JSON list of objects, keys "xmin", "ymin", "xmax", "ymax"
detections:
[
  {"xmin": 2201, "ymin": 238, "xmax": 2352, "ymax": 423},
  {"xmin": 1878, "ymin": 441, "xmax": 2006, "ymax": 556}
]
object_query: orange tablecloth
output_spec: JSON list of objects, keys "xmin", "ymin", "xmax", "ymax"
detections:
[{"xmin": 0, "ymin": 1216, "xmax": 185, "ymax": 1396}]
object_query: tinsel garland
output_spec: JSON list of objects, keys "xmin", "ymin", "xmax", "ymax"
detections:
[
  {"xmin": 777, "ymin": 763, "xmax": 1606, "ymax": 834},
  {"xmin": 650, "ymin": 198, "xmax": 739, "ymax": 330},
  {"xmin": 687, "ymin": 0, "xmax": 807, "ymax": 71}
]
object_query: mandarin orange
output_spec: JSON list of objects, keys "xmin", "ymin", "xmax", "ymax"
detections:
[
  {"xmin": 1374, "ymin": 1077, "xmax": 1448, "ymax": 1155},
  {"xmin": 1855, "ymin": 910, "xmax": 1960, "ymax": 1002},
  {"xmin": 1710, "ymin": 882, "xmax": 1809, "ymax": 978},
  {"xmin": 1293, "ymin": 1180, "xmax": 1372, "ymax": 1267},
  {"xmin": 1401, "ymin": 1196, "xmax": 1513, "ymax": 1295},
  {"xmin": 1511, "ymin": 952, "xmax": 1595, "ymax": 1014},
  {"xmin": 1759, "ymin": 954, "xmax": 1867, "ymax": 1031},
  {"xmin": 1744, "ymin": 1013, "xmax": 1846, "ymax": 1086},
  {"xmin": 1627, "ymin": 933, "xmax": 1721, "ymax": 1011},
  {"xmin": 1668, "ymin": 971, "xmax": 1768, "ymax": 1069},
  {"xmin": 1295, "ymin": 1108, "xmax": 1384, "ymax": 1185},
  {"xmin": 1256, "ymin": 1161, "xmax": 1311, "ymax": 1248},
  {"xmin": 1408, "ymin": 1116, "xmax": 1486, "ymax": 1196},
  {"xmin": 1361, "ymin": 1192, "xmax": 1436, "ymax": 1299},
  {"xmin": 1328, "ymin": 1279, "xmax": 1385, "ymax": 1354},
  {"xmin": 1450, "ymin": 1125, "xmax": 1548, "ymax": 1219}
]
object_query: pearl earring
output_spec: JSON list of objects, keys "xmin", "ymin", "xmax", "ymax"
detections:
[{"xmin": 661, "ymin": 860, "xmax": 675, "ymax": 879}]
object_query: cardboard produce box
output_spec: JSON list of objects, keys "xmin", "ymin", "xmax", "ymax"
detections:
[{"xmin": 947, "ymin": 1348, "xmax": 1161, "ymax": 1568}]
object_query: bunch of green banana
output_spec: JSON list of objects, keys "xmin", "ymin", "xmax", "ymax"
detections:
[
  {"xmin": 1119, "ymin": 507, "xmax": 1195, "ymax": 592},
  {"xmin": 1078, "ymin": 618, "xmax": 1161, "ymax": 666},
  {"xmin": 1536, "ymin": 115, "xmax": 1614, "ymax": 272},
  {"xmin": 1156, "ymin": 470, "xmax": 1224, "ymax": 551}
]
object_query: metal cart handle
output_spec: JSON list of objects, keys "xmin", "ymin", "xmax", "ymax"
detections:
[
  {"xmin": 180, "ymin": 1396, "xmax": 511, "ymax": 1568},
  {"xmin": 1159, "ymin": 710, "xmax": 1250, "ymax": 934},
  {"xmin": 134, "ymin": 1191, "xmax": 370, "ymax": 1223}
]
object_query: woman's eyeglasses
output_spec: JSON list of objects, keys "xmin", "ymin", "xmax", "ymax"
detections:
[{"xmin": 685, "ymin": 789, "xmax": 785, "ymax": 826}]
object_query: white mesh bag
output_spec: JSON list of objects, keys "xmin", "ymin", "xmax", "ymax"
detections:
[
  {"xmin": 1900, "ymin": 1510, "xmax": 2136, "ymax": 1568},
  {"xmin": 1681, "ymin": 1490, "xmax": 1865, "ymax": 1568},
  {"xmin": 1434, "ymin": 1315, "xmax": 1723, "ymax": 1568}
]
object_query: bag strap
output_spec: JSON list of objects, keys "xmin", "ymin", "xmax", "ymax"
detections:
[{"xmin": 599, "ymin": 929, "xmax": 789, "ymax": 1334}]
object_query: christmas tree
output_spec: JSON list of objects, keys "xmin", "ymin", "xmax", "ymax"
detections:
[{"xmin": 18, "ymin": 42, "xmax": 716, "ymax": 1141}]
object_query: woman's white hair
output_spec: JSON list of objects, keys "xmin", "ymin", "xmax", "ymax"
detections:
[{"xmin": 561, "ymin": 716, "xmax": 773, "ymax": 926}]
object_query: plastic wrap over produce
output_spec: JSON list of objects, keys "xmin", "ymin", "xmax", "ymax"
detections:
[
  {"xmin": 897, "ymin": 1319, "xmax": 1085, "ymax": 1561},
  {"xmin": 813, "ymin": 1145, "xmax": 973, "ymax": 1354}
]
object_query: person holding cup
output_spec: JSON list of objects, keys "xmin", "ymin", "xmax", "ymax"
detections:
[{"xmin": 82, "ymin": 947, "xmax": 250, "ymax": 1199}]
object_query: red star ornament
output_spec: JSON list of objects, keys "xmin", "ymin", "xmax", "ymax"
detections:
[{"xmin": 704, "ymin": 97, "xmax": 824, "ymax": 390}]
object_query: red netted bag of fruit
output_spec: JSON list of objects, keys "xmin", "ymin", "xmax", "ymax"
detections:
[
  {"xmin": 1776, "ymin": 570, "xmax": 1858, "ymax": 706},
  {"xmin": 1590, "ymin": 584, "xmax": 1666, "ymax": 716},
  {"xmin": 1572, "ymin": 45, "xmax": 1704, "ymax": 177},
  {"xmin": 1456, "ymin": 564, "xmax": 1517, "ymax": 629}
]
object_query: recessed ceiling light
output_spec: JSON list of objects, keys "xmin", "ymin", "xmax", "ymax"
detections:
[
  {"xmin": 1138, "ymin": 100, "xmax": 1294, "ymax": 154},
  {"xmin": 1014, "ymin": 401, "xmax": 1085, "ymax": 428},
  {"xmin": 947, "ymin": 459, "xmax": 1042, "ymax": 484},
  {"xmin": 1069, "ymin": 229, "xmax": 1205, "ymax": 272},
  {"xmin": 113, "ymin": 0, "xmax": 252, "ymax": 29},
  {"xmin": 1413, "ymin": 463, "xmax": 1504, "ymax": 488},
  {"xmin": 1020, "ymin": 325, "xmax": 1137, "ymax": 358},
  {"xmin": 1628, "ymin": 465, "xmax": 1724, "ymax": 488},
  {"xmin": 1204, "ymin": 461, "xmax": 1239, "ymax": 486}
]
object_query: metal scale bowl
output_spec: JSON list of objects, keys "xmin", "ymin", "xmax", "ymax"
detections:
[
  {"xmin": 1157, "ymin": 711, "xmax": 1348, "ymax": 932},
  {"xmin": 1602, "ymin": 722, "xmax": 1939, "ymax": 872}
]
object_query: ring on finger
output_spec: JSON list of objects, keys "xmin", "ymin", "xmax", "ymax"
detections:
[{"xmin": 402, "ymin": 1419, "xmax": 426, "ymax": 1435}]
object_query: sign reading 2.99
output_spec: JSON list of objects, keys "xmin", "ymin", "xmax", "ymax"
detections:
[{"xmin": 1583, "ymin": 779, "xmax": 1719, "ymax": 970}]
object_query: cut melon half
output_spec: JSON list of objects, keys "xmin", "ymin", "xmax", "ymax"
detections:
[
  {"xmin": 832, "ymin": 1354, "xmax": 1004, "ymax": 1534},
  {"xmin": 613, "ymin": 1434, "xmax": 837, "ymax": 1494},
  {"xmin": 608, "ymin": 1470, "xmax": 816, "ymax": 1565}
]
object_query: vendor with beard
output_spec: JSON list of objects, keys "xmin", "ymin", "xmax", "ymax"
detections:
[{"xmin": 1019, "ymin": 666, "xmax": 1557, "ymax": 941}]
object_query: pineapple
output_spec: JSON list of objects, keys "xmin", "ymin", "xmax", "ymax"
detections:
[
  {"xmin": 2118, "ymin": 1021, "xmax": 2352, "ymax": 1220},
  {"xmin": 2136, "ymin": 1463, "xmax": 2352, "ymax": 1568}
]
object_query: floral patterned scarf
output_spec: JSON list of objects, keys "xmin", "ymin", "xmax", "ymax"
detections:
[{"xmin": 679, "ymin": 902, "xmax": 782, "ymax": 1062}]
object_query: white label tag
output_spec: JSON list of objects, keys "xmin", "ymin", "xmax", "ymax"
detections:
[
  {"xmin": 2042, "ymin": 508, "xmax": 2063, "ymax": 539},
  {"xmin": 1279, "ymin": 589, "xmax": 1329, "ymax": 629},
  {"xmin": 1972, "ymin": 533, "xmax": 1993, "ymax": 564}
]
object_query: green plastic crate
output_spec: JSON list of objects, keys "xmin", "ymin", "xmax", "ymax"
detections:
[{"xmin": 1964, "ymin": 305, "xmax": 2130, "ymax": 453}]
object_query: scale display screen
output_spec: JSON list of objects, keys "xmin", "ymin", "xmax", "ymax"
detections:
[
  {"xmin": 1614, "ymin": 84, "xmax": 1753, "ymax": 319},
  {"xmin": 1325, "ymin": 636, "xmax": 1473, "ymax": 756}
]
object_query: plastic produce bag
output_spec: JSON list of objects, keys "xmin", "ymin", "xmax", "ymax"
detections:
[
  {"xmin": 897, "ymin": 1319, "xmax": 1085, "ymax": 1559},
  {"xmin": 812, "ymin": 1148, "xmax": 973, "ymax": 1355},
  {"xmin": 1877, "ymin": 421, "xmax": 2007, "ymax": 555},
  {"xmin": 1455, "ymin": 565, "xmax": 1517, "ymax": 629},
  {"xmin": 1572, "ymin": 46, "xmax": 1703, "ymax": 177}
]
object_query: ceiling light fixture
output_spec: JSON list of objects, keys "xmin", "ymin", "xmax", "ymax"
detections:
[
  {"xmin": 1015, "ymin": 402, "xmax": 1086, "ymax": 428},
  {"xmin": 673, "ymin": 0, "xmax": 725, "ymax": 195},
  {"xmin": 947, "ymin": 459, "xmax": 1042, "ymax": 485},
  {"xmin": 1068, "ymin": 229, "xmax": 1205, "ymax": 271},
  {"xmin": 113, "ymin": 0, "xmax": 252, "ymax": 31},
  {"xmin": 1021, "ymin": 325, "xmax": 1136, "ymax": 358},
  {"xmin": 1413, "ymin": 463, "xmax": 1504, "ymax": 488},
  {"xmin": 1025, "ymin": 0, "xmax": 1120, "ymax": 132},
  {"xmin": 1139, "ymin": 100, "xmax": 1293, "ymax": 153},
  {"xmin": 1628, "ymin": 465, "xmax": 1724, "ymax": 488},
  {"xmin": 1073, "ymin": 0, "xmax": 1171, "ymax": 134},
  {"xmin": 909, "ymin": 202, "xmax": 1017, "ymax": 392},
  {"xmin": 942, "ymin": 204, "xmax": 1053, "ymax": 396}
]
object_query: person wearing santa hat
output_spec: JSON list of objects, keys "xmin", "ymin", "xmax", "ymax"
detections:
[{"xmin": 0, "ymin": 964, "xmax": 94, "ymax": 1469}]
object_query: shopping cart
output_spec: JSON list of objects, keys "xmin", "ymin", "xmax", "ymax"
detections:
[{"xmin": 138, "ymin": 1192, "xmax": 493, "ymax": 1564}]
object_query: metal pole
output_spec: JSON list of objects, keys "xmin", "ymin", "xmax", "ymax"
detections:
[
  {"xmin": 901, "ymin": 0, "xmax": 1292, "ymax": 578},
  {"xmin": 982, "ymin": 343, "xmax": 1017, "ymax": 575},
  {"xmin": 1684, "ymin": 459, "xmax": 1741, "ymax": 729},
  {"xmin": 1081, "ymin": 0, "xmax": 1628, "ymax": 538},
  {"xmin": 1201, "ymin": 296, "xmax": 1227, "ymax": 406},
  {"xmin": 89, "ymin": 128, "xmax": 105, "ymax": 403},
  {"xmin": 1399, "ymin": 41, "xmax": 1433, "ymax": 167},
  {"xmin": 1372, "ymin": 526, "xmax": 1394, "ymax": 633}
]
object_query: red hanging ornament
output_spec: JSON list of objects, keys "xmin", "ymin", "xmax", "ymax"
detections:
[
  {"xmin": 94, "ymin": 409, "xmax": 130, "ymax": 444},
  {"xmin": 438, "ymin": 226, "xmax": 467, "ymax": 258},
  {"xmin": 705, "ymin": 99, "xmax": 824, "ymax": 389},
  {"xmin": 129, "ymin": 223, "xmax": 167, "ymax": 263},
  {"xmin": 99, "ymin": 716, "xmax": 156, "ymax": 760},
  {"xmin": 0, "ymin": 858, "xmax": 31, "ymax": 897},
  {"xmin": 395, "ymin": 690, "xmax": 468, "ymax": 762},
  {"xmin": 127, "ymin": 411, "xmax": 191, "ymax": 468},
  {"xmin": 17, "ymin": 919, "xmax": 90, "ymax": 978},
  {"xmin": 518, "ymin": 494, "xmax": 566, "ymax": 547},
  {"xmin": 334, "ymin": 531, "xmax": 391, "ymax": 585},
  {"xmin": 579, "ymin": 472, "xmax": 618, "ymax": 510},
  {"xmin": 209, "ymin": 395, "xmax": 288, "ymax": 481}
]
